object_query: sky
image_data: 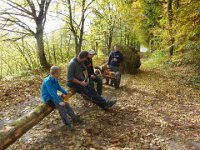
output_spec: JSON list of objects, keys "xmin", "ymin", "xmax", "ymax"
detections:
[
  {"xmin": 0, "ymin": 0, "xmax": 91, "ymax": 34},
  {"xmin": 0, "ymin": 0, "xmax": 148, "ymax": 52},
  {"xmin": 140, "ymin": 46, "xmax": 148, "ymax": 52}
]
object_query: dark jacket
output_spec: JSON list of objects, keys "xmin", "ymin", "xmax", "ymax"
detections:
[
  {"xmin": 108, "ymin": 51, "xmax": 124, "ymax": 67},
  {"xmin": 84, "ymin": 58, "xmax": 95, "ymax": 77}
]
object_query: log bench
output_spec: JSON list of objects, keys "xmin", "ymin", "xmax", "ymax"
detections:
[
  {"xmin": 0, "ymin": 63, "xmax": 107, "ymax": 150},
  {"xmin": 0, "ymin": 89, "xmax": 76, "ymax": 150}
]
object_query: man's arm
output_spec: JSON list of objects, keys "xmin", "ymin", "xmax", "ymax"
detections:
[
  {"xmin": 85, "ymin": 60, "xmax": 95, "ymax": 76},
  {"xmin": 67, "ymin": 62, "xmax": 84, "ymax": 86},
  {"xmin": 57, "ymin": 81, "xmax": 68, "ymax": 94},
  {"xmin": 83, "ymin": 68, "xmax": 89, "ymax": 85},
  {"xmin": 116, "ymin": 53, "xmax": 124, "ymax": 64},
  {"xmin": 83, "ymin": 70, "xmax": 88, "ymax": 80},
  {"xmin": 91, "ymin": 60, "xmax": 95, "ymax": 75},
  {"xmin": 71, "ymin": 78, "xmax": 83, "ymax": 85}
]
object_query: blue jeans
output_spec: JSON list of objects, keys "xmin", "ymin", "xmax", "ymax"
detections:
[
  {"xmin": 109, "ymin": 65, "xmax": 120, "ymax": 72},
  {"xmin": 67, "ymin": 82, "xmax": 107, "ymax": 108},
  {"xmin": 89, "ymin": 76, "xmax": 103, "ymax": 95},
  {"xmin": 47, "ymin": 98, "xmax": 78, "ymax": 127}
]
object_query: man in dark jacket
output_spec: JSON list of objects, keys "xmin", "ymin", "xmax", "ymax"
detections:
[
  {"xmin": 66, "ymin": 51, "xmax": 116, "ymax": 110},
  {"xmin": 107, "ymin": 44, "xmax": 124, "ymax": 72},
  {"xmin": 84, "ymin": 49, "xmax": 103, "ymax": 95}
]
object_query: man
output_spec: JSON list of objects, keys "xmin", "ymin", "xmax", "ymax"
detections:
[
  {"xmin": 84, "ymin": 49, "xmax": 103, "ymax": 95},
  {"xmin": 41, "ymin": 66, "xmax": 82, "ymax": 132},
  {"xmin": 67, "ymin": 51, "xmax": 116, "ymax": 109},
  {"xmin": 107, "ymin": 44, "xmax": 124, "ymax": 72}
]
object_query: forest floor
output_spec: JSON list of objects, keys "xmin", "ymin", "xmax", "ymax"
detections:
[{"xmin": 0, "ymin": 60, "xmax": 200, "ymax": 150}]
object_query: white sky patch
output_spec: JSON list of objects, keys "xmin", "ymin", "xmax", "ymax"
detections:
[
  {"xmin": 140, "ymin": 45, "xmax": 148, "ymax": 52},
  {"xmin": 0, "ymin": 0, "xmax": 94, "ymax": 37}
]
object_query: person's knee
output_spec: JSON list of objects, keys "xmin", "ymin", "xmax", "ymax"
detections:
[
  {"xmin": 89, "ymin": 81, "xmax": 94, "ymax": 88},
  {"xmin": 86, "ymin": 86, "xmax": 95, "ymax": 93}
]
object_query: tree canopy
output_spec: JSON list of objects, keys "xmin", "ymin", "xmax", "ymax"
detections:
[{"xmin": 0, "ymin": 0, "xmax": 199, "ymax": 78}]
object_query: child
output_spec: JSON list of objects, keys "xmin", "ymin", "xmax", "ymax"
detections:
[{"xmin": 41, "ymin": 66, "xmax": 82, "ymax": 131}]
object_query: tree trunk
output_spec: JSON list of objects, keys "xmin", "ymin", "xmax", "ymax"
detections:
[
  {"xmin": 67, "ymin": 34, "xmax": 72, "ymax": 58},
  {"xmin": 168, "ymin": 0, "xmax": 174, "ymax": 56},
  {"xmin": 0, "ymin": 104, "xmax": 53, "ymax": 150},
  {"xmin": 60, "ymin": 34, "xmax": 64, "ymax": 63},
  {"xmin": 45, "ymin": 34, "xmax": 51, "ymax": 64},
  {"xmin": 0, "ymin": 50, "xmax": 2, "ymax": 79},
  {"xmin": 0, "ymin": 91, "xmax": 76, "ymax": 150},
  {"xmin": 95, "ymin": 42, "xmax": 98, "ymax": 58},
  {"xmin": 35, "ymin": 30, "xmax": 50, "ymax": 69},
  {"xmin": 52, "ymin": 33, "xmax": 57, "ymax": 64},
  {"xmin": 175, "ymin": 0, "xmax": 180, "ymax": 9},
  {"xmin": 25, "ymin": 42, "xmax": 34, "ymax": 69},
  {"xmin": 108, "ymin": 33, "xmax": 113, "ymax": 55},
  {"xmin": 75, "ymin": 37, "xmax": 81, "ymax": 56}
]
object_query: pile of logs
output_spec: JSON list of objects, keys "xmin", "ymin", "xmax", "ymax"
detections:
[{"xmin": 121, "ymin": 46, "xmax": 141, "ymax": 74}]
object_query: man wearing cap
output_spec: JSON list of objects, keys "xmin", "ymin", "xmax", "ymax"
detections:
[
  {"xmin": 67, "ymin": 51, "xmax": 116, "ymax": 110},
  {"xmin": 84, "ymin": 49, "xmax": 103, "ymax": 95}
]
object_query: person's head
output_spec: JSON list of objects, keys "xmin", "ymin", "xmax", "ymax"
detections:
[
  {"xmin": 88, "ymin": 49, "xmax": 96, "ymax": 59},
  {"xmin": 50, "ymin": 66, "xmax": 61, "ymax": 78},
  {"xmin": 77, "ymin": 50, "xmax": 89, "ymax": 62},
  {"xmin": 113, "ymin": 44, "xmax": 121, "ymax": 52}
]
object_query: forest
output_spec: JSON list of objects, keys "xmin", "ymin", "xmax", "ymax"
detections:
[{"xmin": 0, "ymin": 0, "xmax": 200, "ymax": 149}]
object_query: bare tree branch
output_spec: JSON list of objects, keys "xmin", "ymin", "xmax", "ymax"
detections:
[
  {"xmin": 7, "ymin": 0, "xmax": 33, "ymax": 16},
  {"xmin": 2, "ymin": 35, "xmax": 31, "ymax": 42},
  {"xmin": 26, "ymin": 0, "xmax": 37, "ymax": 18},
  {"xmin": 0, "ymin": 15, "xmax": 35, "ymax": 35},
  {"xmin": 42, "ymin": 0, "xmax": 52, "ymax": 27},
  {"xmin": 0, "ymin": 27, "xmax": 32, "ymax": 35}
]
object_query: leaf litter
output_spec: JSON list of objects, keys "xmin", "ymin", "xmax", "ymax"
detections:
[{"xmin": 0, "ymin": 66, "xmax": 200, "ymax": 150}]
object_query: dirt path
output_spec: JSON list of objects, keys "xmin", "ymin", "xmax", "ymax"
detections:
[{"xmin": 1, "ymin": 67, "xmax": 200, "ymax": 150}]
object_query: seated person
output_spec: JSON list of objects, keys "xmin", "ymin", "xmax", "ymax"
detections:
[
  {"xmin": 41, "ymin": 66, "xmax": 82, "ymax": 132},
  {"xmin": 67, "ymin": 51, "xmax": 116, "ymax": 110},
  {"xmin": 107, "ymin": 44, "xmax": 124, "ymax": 72},
  {"xmin": 84, "ymin": 49, "xmax": 103, "ymax": 95}
]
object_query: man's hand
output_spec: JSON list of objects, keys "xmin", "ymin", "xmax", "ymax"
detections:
[
  {"xmin": 59, "ymin": 102, "xmax": 66, "ymax": 106},
  {"xmin": 86, "ymin": 79, "xmax": 89, "ymax": 86},
  {"xmin": 91, "ymin": 75, "xmax": 96, "ymax": 79},
  {"xmin": 80, "ymin": 81, "xmax": 88, "ymax": 87},
  {"xmin": 67, "ymin": 91, "xmax": 73, "ymax": 95},
  {"xmin": 61, "ymin": 94, "xmax": 65, "ymax": 99}
]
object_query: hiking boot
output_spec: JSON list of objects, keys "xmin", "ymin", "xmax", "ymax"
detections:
[
  {"xmin": 103, "ymin": 100, "xmax": 117, "ymax": 110},
  {"xmin": 66, "ymin": 125, "xmax": 75, "ymax": 132},
  {"xmin": 73, "ymin": 117, "xmax": 83, "ymax": 124}
]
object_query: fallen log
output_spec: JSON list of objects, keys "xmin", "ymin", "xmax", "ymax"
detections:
[{"xmin": 0, "ymin": 90, "xmax": 76, "ymax": 150}]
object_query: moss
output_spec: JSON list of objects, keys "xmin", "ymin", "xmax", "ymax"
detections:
[
  {"xmin": 10, "ymin": 103, "xmax": 49, "ymax": 127},
  {"xmin": 0, "ymin": 131, "xmax": 4, "ymax": 139}
]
